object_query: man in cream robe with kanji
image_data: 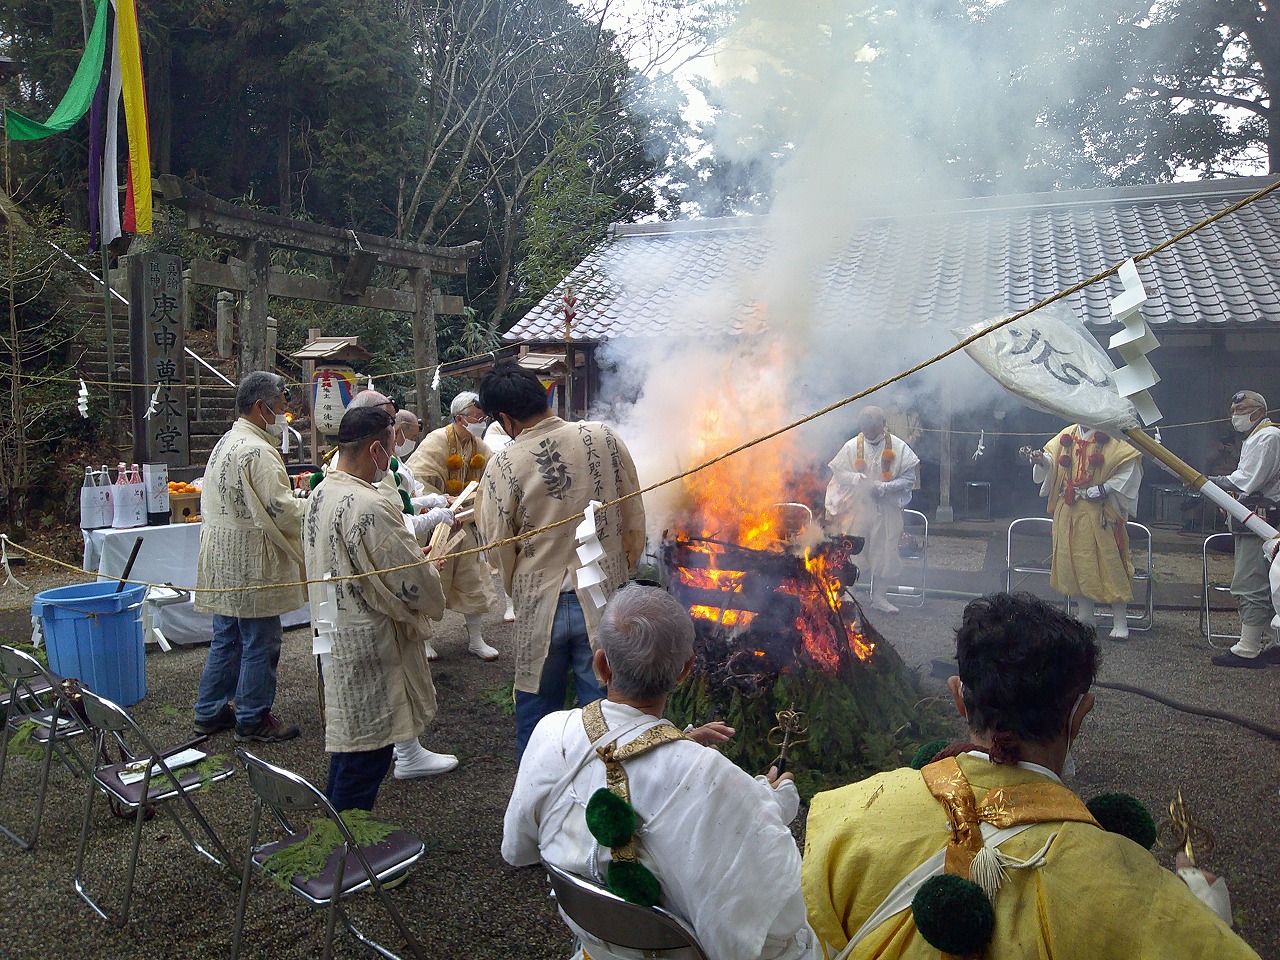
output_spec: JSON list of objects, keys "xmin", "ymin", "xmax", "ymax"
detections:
[
  {"xmin": 1027, "ymin": 424, "xmax": 1141, "ymax": 639},
  {"xmin": 304, "ymin": 406, "xmax": 453, "ymax": 810},
  {"xmin": 476, "ymin": 363, "xmax": 646, "ymax": 760},
  {"xmin": 406, "ymin": 390, "xmax": 499, "ymax": 660},
  {"xmin": 194, "ymin": 371, "xmax": 305, "ymax": 744},
  {"xmin": 826, "ymin": 406, "xmax": 920, "ymax": 615}
]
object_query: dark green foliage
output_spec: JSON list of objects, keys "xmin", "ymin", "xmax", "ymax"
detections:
[
  {"xmin": 606, "ymin": 859, "xmax": 661, "ymax": 907},
  {"xmin": 910, "ymin": 739, "xmax": 949, "ymax": 769},
  {"xmin": 259, "ymin": 810, "xmax": 397, "ymax": 890},
  {"xmin": 911, "ymin": 873, "xmax": 995, "ymax": 956},
  {"xmin": 7, "ymin": 720, "xmax": 44, "ymax": 762},
  {"xmin": 1087, "ymin": 792, "xmax": 1158, "ymax": 850},
  {"xmin": 585, "ymin": 788, "xmax": 637, "ymax": 849},
  {"xmin": 664, "ymin": 634, "xmax": 951, "ymax": 799}
]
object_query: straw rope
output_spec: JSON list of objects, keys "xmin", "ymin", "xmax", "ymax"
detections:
[
  {"xmin": 32, "ymin": 344, "xmax": 516, "ymax": 392},
  {"xmin": 10, "ymin": 176, "xmax": 1280, "ymax": 595}
]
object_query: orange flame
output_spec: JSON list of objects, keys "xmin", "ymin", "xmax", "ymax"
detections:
[{"xmin": 669, "ymin": 356, "xmax": 873, "ymax": 668}]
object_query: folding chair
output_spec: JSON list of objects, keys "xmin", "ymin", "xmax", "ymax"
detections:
[
  {"xmin": 1005, "ymin": 517, "xmax": 1060, "ymax": 600},
  {"xmin": 72, "ymin": 688, "xmax": 237, "ymax": 925},
  {"xmin": 0, "ymin": 645, "xmax": 90, "ymax": 850},
  {"xmin": 879, "ymin": 508, "xmax": 928, "ymax": 608},
  {"xmin": 231, "ymin": 748, "xmax": 426, "ymax": 960},
  {"xmin": 544, "ymin": 860, "xmax": 708, "ymax": 960},
  {"xmin": 1073, "ymin": 521, "xmax": 1155, "ymax": 633},
  {"xmin": 1201, "ymin": 532, "xmax": 1238, "ymax": 647}
]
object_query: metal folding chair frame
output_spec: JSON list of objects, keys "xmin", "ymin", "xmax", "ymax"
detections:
[
  {"xmin": 543, "ymin": 860, "xmax": 708, "ymax": 960},
  {"xmin": 1005, "ymin": 518, "xmax": 1153, "ymax": 631},
  {"xmin": 0, "ymin": 645, "xmax": 91, "ymax": 850},
  {"xmin": 1005, "ymin": 517, "xmax": 1062, "ymax": 602},
  {"xmin": 1201, "ymin": 532, "xmax": 1238, "ymax": 648},
  {"xmin": 72, "ymin": 688, "xmax": 237, "ymax": 925},
  {"xmin": 231, "ymin": 748, "xmax": 426, "ymax": 960},
  {"xmin": 876, "ymin": 508, "xmax": 928, "ymax": 607},
  {"xmin": 1074, "ymin": 522, "xmax": 1154, "ymax": 633}
]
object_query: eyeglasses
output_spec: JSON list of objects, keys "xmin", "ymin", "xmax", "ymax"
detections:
[{"xmin": 462, "ymin": 410, "xmax": 488, "ymax": 424}]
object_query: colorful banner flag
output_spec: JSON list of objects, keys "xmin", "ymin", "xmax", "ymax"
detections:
[
  {"xmin": 5, "ymin": 0, "xmax": 151, "ymax": 248},
  {"xmin": 3, "ymin": 0, "xmax": 110, "ymax": 141},
  {"xmin": 115, "ymin": 0, "xmax": 152, "ymax": 234}
]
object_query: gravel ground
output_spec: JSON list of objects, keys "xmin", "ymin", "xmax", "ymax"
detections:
[{"xmin": 0, "ymin": 567, "xmax": 1276, "ymax": 959}]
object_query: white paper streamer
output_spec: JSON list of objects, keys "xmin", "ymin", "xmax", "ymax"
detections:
[
  {"xmin": 430, "ymin": 365, "xmax": 441, "ymax": 392},
  {"xmin": 144, "ymin": 384, "xmax": 161, "ymax": 419},
  {"xmin": 1107, "ymin": 259, "xmax": 1163, "ymax": 425},
  {"xmin": 574, "ymin": 500, "xmax": 608, "ymax": 610},
  {"xmin": 77, "ymin": 379, "xmax": 90, "ymax": 418},
  {"xmin": 971, "ymin": 429, "xmax": 986, "ymax": 461},
  {"xmin": 311, "ymin": 574, "xmax": 340, "ymax": 671}
]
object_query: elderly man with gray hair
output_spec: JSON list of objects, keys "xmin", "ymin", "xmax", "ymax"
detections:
[
  {"xmin": 193, "ymin": 371, "xmax": 305, "ymax": 743},
  {"xmin": 502, "ymin": 584, "xmax": 818, "ymax": 960},
  {"xmin": 1206, "ymin": 389, "xmax": 1280, "ymax": 667},
  {"xmin": 405, "ymin": 390, "xmax": 499, "ymax": 661}
]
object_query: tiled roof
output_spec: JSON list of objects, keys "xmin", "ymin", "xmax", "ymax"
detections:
[{"xmin": 506, "ymin": 176, "xmax": 1280, "ymax": 342}]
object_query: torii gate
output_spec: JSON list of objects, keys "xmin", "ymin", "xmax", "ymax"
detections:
[{"xmin": 156, "ymin": 175, "xmax": 479, "ymax": 427}]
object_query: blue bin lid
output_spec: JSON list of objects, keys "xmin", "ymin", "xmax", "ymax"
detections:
[{"xmin": 32, "ymin": 581, "xmax": 147, "ymax": 618}]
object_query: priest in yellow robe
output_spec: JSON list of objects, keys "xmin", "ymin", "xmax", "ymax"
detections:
[
  {"xmin": 1026, "ymin": 424, "xmax": 1141, "ymax": 639},
  {"xmin": 802, "ymin": 592, "xmax": 1258, "ymax": 960}
]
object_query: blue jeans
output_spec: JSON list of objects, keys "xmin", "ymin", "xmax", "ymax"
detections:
[
  {"xmin": 515, "ymin": 593, "xmax": 606, "ymax": 762},
  {"xmin": 326, "ymin": 746, "xmax": 394, "ymax": 812},
  {"xmin": 194, "ymin": 614, "xmax": 283, "ymax": 727}
]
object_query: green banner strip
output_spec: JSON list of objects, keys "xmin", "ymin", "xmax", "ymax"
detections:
[{"xmin": 4, "ymin": 0, "xmax": 110, "ymax": 141}]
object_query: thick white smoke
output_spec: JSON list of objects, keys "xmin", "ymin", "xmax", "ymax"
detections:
[{"xmin": 597, "ymin": 0, "xmax": 1080, "ymax": 537}]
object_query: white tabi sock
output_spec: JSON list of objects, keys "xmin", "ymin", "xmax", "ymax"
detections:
[
  {"xmin": 1231, "ymin": 622, "xmax": 1266, "ymax": 658},
  {"xmin": 1075, "ymin": 597, "xmax": 1096, "ymax": 626},
  {"xmin": 1109, "ymin": 603, "xmax": 1129, "ymax": 639},
  {"xmin": 465, "ymin": 612, "xmax": 499, "ymax": 660},
  {"xmin": 394, "ymin": 739, "xmax": 425, "ymax": 762}
]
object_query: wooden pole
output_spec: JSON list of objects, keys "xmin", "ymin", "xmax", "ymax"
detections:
[
  {"xmin": 1124, "ymin": 427, "xmax": 1278, "ymax": 540},
  {"xmin": 410, "ymin": 267, "xmax": 439, "ymax": 426},
  {"xmin": 306, "ymin": 327, "xmax": 318, "ymax": 462},
  {"xmin": 239, "ymin": 240, "xmax": 270, "ymax": 376},
  {"xmin": 936, "ymin": 410, "xmax": 954, "ymax": 522}
]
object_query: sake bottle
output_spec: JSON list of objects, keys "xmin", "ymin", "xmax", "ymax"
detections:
[{"xmin": 99, "ymin": 465, "xmax": 115, "ymax": 526}]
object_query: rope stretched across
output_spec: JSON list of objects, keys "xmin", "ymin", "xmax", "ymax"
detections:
[{"xmin": 11, "ymin": 176, "xmax": 1280, "ymax": 595}]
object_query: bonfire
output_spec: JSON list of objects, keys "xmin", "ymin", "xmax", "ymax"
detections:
[{"xmin": 657, "ymin": 383, "xmax": 947, "ymax": 795}]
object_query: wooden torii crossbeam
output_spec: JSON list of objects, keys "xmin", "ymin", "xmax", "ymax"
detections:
[{"xmin": 155, "ymin": 175, "xmax": 479, "ymax": 423}]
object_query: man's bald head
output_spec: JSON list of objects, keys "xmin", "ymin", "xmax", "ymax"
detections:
[
  {"xmin": 348, "ymin": 389, "xmax": 394, "ymax": 414},
  {"xmin": 859, "ymin": 406, "xmax": 886, "ymax": 440},
  {"xmin": 395, "ymin": 409, "xmax": 420, "ymax": 442}
]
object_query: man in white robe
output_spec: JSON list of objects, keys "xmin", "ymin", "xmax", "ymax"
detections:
[
  {"xmin": 503, "ymin": 585, "xmax": 818, "ymax": 960},
  {"xmin": 1206, "ymin": 389, "xmax": 1280, "ymax": 667},
  {"xmin": 826, "ymin": 406, "xmax": 920, "ymax": 615},
  {"xmin": 304, "ymin": 407, "xmax": 456, "ymax": 806}
]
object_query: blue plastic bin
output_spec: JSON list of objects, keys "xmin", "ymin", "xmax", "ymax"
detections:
[{"xmin": 31, "ymin": 582, "xmax": 147, "ymax": 706}]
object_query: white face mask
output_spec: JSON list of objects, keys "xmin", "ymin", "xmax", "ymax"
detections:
[
  {"xmin": 371, "ymin": 443, "xmax": 390, "ymax": 484},
  {"xmin": 1232, "ymin": 413, "xmax": 1257, "ymax": 433},
  {"xmin": 394, "ymin": 439, "xmax": 416, "ymax": 458},
  {"xmin": 1061, "ymin": 693, "xmax": 1086, "ymax": 779},
  {"xmin": 465, "ymin": 420, "xmax": 486, "ymax": 439},
  {"xmin": 264, "ymin": 412, "xmax": 287, "ymax": 439}
]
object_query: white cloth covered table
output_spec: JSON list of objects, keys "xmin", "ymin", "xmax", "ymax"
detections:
[{"xmin": 82, "ymin": 523, "xmax": 309, "ymax": 647}]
